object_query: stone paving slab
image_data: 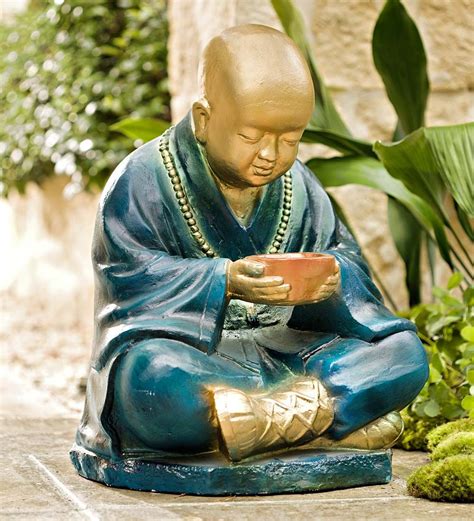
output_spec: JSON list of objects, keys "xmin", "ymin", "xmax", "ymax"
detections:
[{"xmin": 1, "ymin": 417, "xmax": 473, "ymax": 520}]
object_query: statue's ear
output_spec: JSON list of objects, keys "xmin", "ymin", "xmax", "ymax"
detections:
[{"xmin": 192, "ymin": 100, "xmax": 210, "ymax": 144}]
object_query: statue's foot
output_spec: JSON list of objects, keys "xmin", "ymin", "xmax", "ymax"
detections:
[
  {"xmin": 212, "ymin": 378, "xmax": 334, "ymax": 462},
  {"xmin": 303, "ymin": 411, "xmax": 404, "ymax": 451}
]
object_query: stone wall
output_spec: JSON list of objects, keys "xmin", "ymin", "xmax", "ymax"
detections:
[
  {"xmin": 0, "ymin": 177, "xmax": 98, "ymax": 412},
  {"xmin": 168, "ymin": 0, "xmax": 474, "ymax": 306},
  {"xmin": 0, "ymin": 178, "xmax": 98, "ymax": 357}
]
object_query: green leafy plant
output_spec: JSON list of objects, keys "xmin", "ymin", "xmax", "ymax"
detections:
[
  {"xmin": 271, "ymin": 0, "xmax": 473, "ymax": 306},
  {"xmin": 397, "ymin": 273, "xmax": 474, "ymax": 450},
  {"xmin": 0, "ymin": 0, "xmax": 170, "ymax": 195},
  {"xmin": 397, "ymin": 412, "xmax": 442, "ymax": 451}
]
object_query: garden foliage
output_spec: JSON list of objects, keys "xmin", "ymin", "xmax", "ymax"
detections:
[
  {"xmin": 271, "ymin": 0, "xmax": 473, "ymax": 306},
  {"xmin": 398, "ymin": 274, "xmax": 474, "ymax": 450},
  {"xmin": 0, "ymin": 0, "xmax": 170, "ymax": 195}
]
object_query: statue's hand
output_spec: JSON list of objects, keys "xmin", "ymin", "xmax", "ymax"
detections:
[
  {"xmin": 227, "ymin": 259, "xmax": 291, "ymax": 304},
  {"xmin": 311, "ymin": 262, "xmax": 340, "ymax": 302}
]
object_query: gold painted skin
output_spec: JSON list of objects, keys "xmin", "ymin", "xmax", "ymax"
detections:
[
  {"xmin": 305, "ymin": 411, "xmax": 404, "ymax": 451},
  {"xmin": 213, "ymin": 382, "xmax": 403, "ymax": 462},
  {"xmin": 159, "ymin": 129, "xmax": 294, "ymax": 258},
  {"xmin": 194, "ymin": 25, "xmax": 402, "ymax": 461},
  {"xmin": 213, "ymin": 378, "xmax": 334, "ymax": 462},
  {"xmin": 191, "ymin": 24, "xmax": 340, "ymax": 306}
]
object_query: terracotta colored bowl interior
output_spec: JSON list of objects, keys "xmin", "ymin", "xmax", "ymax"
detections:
[{"xmin": 247, "ymin": 252, "xmax": 336, "ymax": 304}]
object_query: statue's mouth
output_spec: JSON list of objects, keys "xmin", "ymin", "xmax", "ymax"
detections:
[{"xmin": 253, "ymin": 165, "xmax": 274, "ymax": 176}]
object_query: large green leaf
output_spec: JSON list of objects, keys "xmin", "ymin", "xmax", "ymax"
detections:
[
  {"xmin": 374, "ymin": 123, "xmax": 474, "ymax": 220},
  {"xmin": 271, "ymin": 0, "xmax": 350, "ymax": 136},
  {"xmin": 454, "ymin": 201, "xmax": 474, "ymax": 241},
  {"xmin": 387, "ymin": 197, "xmax": 422, "ymax": 305},
  {"xmin": 372, "ymin": 0, "xmax": 429, "ymax": 135},
  {"xmin": 306, "ymin": 155, "xmax": 453, "ymax": 268},
  {"xmin": 302, "ymin": 127, "xmax": 376, "ymax": 157},
  {"xmin": 374, "ymin": 128, "xmax": 445, "ymax": 218},
  {"xmin": 426, "ymin": 124, "xmax": 474, "ymax": 217},
  {"xmin": 111, "ymin": 118, "xmax": 170, "ymax": 142},
  {"xmin": 425, "ymin": 234, "xmax": 437, "ymax": 287},
  {"xmin": 327, "ymin": 192, "xmax": 398, "ymax": 310}
]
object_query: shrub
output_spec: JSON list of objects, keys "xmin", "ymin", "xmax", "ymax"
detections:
[
  {"xmin": 0, "ymin": 0, "xmax": 170, "ymax": 196},
  {"xmin": 397, "ymin": 275, "xmax": 474, "ymax": 450}
]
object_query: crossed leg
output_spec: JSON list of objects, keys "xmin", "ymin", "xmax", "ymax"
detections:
[
  {"xmin": 212, "ymin": 329, "xmax": 429, "ymax": 459},
  {"xmin": 303, "ymin": 330, "xmax": 429, "ymax": 439},
  {"xmin": 110, "ymin": 330, "xmax": 428, "ymax": 458},
  {"xmin": 111, "ymin": 339, "xmax": 261, "ymax": 455}
]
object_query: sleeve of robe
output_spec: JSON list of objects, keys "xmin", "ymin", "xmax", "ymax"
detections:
[
  {"xmin": 288, "ymin": 165, "xmax": 416, "ymax": 342},
  {"xmin": 91, "ymin": 151, "xmax": 230, "ymax": 373}
]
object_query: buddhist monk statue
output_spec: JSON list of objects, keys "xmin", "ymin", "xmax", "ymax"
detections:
[{"xmin": 71, "ymin": 25, "xmax": 429, "ymax": 494}]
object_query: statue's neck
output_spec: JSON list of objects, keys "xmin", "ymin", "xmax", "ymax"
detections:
[
  {"xmin": 211, "ymin": 174, "xmax": 263, "ymax": 225},
  {"xmin": 199, "ymin": 144, "xmax": 264, "ymax": 225}
]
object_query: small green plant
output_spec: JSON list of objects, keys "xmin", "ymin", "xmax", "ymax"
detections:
[
  {"xmin": 398, "ymin": 274, "xmax": 474, "ymax": 450},
  {"xmin": 397, "ymin": 412, "xmax": 442, "ymax": 451}
]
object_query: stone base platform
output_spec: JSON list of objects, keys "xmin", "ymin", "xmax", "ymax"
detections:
[{"xmin": 70, "ymin": 444, "xmax": 392, "ymax": 495}]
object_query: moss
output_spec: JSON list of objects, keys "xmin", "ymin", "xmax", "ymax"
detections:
[
  {"xmin": 431, "ymin": 432, "xmax": 474, "ymax": 460},
  {"xmin": 407, "ymin": 455, "xmax": 474, "ymax": 502},
  {"xmin": 426, "ymin": 418, "xmax": 474, "ymax": 452}
]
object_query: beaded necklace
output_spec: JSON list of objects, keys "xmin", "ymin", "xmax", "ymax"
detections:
[{"xmin": 158, "ymin": 127, "xmax": 292, "ymax": 258}]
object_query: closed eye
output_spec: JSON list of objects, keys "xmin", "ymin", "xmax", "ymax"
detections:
[{"xmin": 238, "ymin": 133, "xmax": 261, "ymax": 144}]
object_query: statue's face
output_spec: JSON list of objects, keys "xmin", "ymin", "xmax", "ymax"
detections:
[{"xmin": 194, "ymin": 91, "xmax": 313, "ymax": 189}]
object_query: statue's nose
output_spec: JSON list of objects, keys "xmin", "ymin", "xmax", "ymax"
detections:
[{"xmin": 258, "ymin": 139, "xmax": 278, "ymax": 163}]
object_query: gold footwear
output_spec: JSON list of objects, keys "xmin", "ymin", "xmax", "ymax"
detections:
[
  {"xmin": 304, "ymin": 411, "xmax": 404, "ymax": 451},
  {"xmin": 213, "ymin": 378, "xmax": 334, "ymax": 462}
]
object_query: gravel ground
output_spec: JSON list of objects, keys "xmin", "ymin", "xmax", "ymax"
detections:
[{"xmin": 0, "ymin": 291, "xmax": 91, "ymax": 416}]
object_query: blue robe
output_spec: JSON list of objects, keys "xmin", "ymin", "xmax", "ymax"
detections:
[{"xmin": 75, "ymin": 113, "xmax": 428, "ymax": 460}]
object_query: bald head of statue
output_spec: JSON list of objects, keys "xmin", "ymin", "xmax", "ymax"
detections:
[{"xmin": 192, "ymin": 24, "xmax": 314, "ymax": 189}]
